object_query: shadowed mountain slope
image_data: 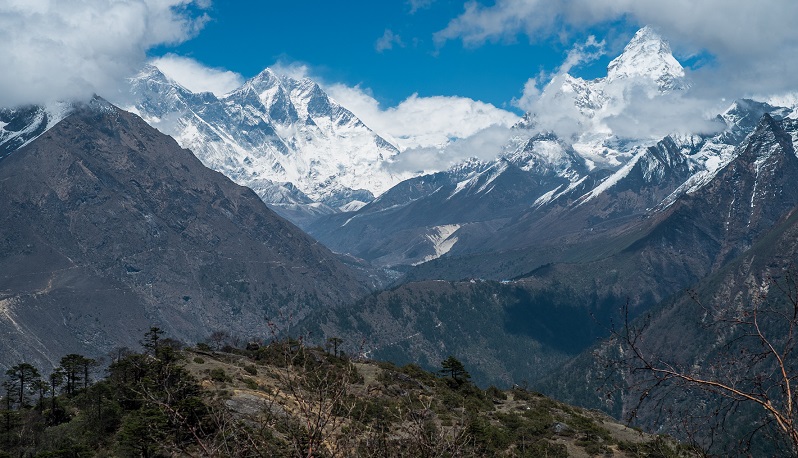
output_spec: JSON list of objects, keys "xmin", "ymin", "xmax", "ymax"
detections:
[{"xmin": 0, "ymin": 99, "xmax": 366, "ymax": 370}]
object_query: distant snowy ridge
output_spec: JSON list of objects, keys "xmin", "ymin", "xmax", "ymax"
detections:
[
  {"xmin": 523, "ymin": 27, "xmax": 691, "ymax": 171},
  {"xmin": 116, "ymin": 25, "xmax": 798, "ymax": 244},
  {"xmin": 120, "ymin": 26, "xmax": 699, "ymax": 231},
  {"xmin": 435, "ymin": 27, "xmax": 695, "ymax": 210},
  {"xmin": 503, "ymin": 26, "xmax": 751, "ymax": 209},
  {"xmin": 122, "ymin": 65, "xmax": 413, "ymax": 220},
  {"xmin": 0, "ymin": 102, "xmax": 73, "ymax": 159}
]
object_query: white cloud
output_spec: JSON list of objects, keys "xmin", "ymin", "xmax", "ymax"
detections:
[
  {"xmin": 408, "ymin": 0, "xmax": 435, "ymax": 14},
  {"xmin": 602, "ymin": 83, "xmax": 726, "ymax": 139},
  {"xmin": 521, "ymin": 72, "xmax": 725, "ymax": 143},
  {"xmin": 522, "ymin": 74, "xmax": 588, "ymax": 140},
  {"xmin": 0, "ymin": 0, "xmax": 209, "ymax": 107},
  {"xmin": 435, "ymin": 0, "xmax": 798, "ymax": 97},
  {"xmin": 385, "ymin": 125, "xmax": 518, "ymax": 174},
  {"xmin": 559, "ymin": 36, "xmax": 605, "ymax": 74},
  {"xmin": 150, "ymin": 54, "xmax": 243, "ymax": 96},
  {"xmin": 514, "ymin": 36, "xmax": 604, "ymax": 113},
  {"xmin": 269, "ymin": 61, "xmax": 312, "ymax": 81},
  {"xmin": 317, "ymin": 72, "xmax": 520, "ymax": 173},
  {"xmin": 325, "ymin": 84, "xmax": 519, "ymax": 150},
  {"xmin": 375, "ymin": 29, "xmax": 404, "ymax": 53},
  {"xmin": 513, "ymin": 77, "xmax": 542, "ymax": 113}
]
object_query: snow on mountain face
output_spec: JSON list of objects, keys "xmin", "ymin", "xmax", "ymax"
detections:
[
  {"xmin": 653, "ymin": 100, "xmax": 797, "ymax": 210},
  {"xmin": 440, "ymin": 133, "xmax": 590, "ymax": 206},
  {"xmin": 123, "ymin": 66, "xmax": 408, "ymax": 217},
  {"xmin": 512, "ymin": 26, "xmax": 789, "ymax": 211},
  {"xmin": 522, "ymin": 27, "xmax": 691, "ymax": 177},
  {"xmin": 402, "ymin": 26, "xmax": 791, "ymax": 224},
  {"xmin": 0, "ymin": 102, "xmax": 72, "ymax": 160},
  {"xmin": 411, "ymin": 225, "xmax": 460, "ymax": 266},
  {"xmin": 544, "ymin": 26, "xmax": 687, "ymax": 120},
  {"xmin": 557, "ymin": 74, "xmax": 609, "ymax": 118},
  {"xmin": 450, "ymin": 27, "xmax": 689, "ymax": 210},
  {"xmin": 333, "ymin": 27, "xmax": 694, "ymax": 225},
  {"xmin": 606, "ymin": 26, "xmax": 687, "ymax": 91},
  {"xmin": 507, "ymin": 133, "xmax": 586, "ymax": 177},
  {"xmin": 576, "ymin": 97, "xmax": 798, "ymax": 211}
]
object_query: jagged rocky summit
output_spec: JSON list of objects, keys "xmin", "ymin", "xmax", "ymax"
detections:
[{"xmin": 122, "ymin": 66, "xmax": 409, "ymax": 227}]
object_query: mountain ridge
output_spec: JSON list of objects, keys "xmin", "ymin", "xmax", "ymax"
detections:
[
  {"xmin": 123, "ymin": 65, "xmax": 407, "ymax": 226},
  {"xmin": 0, "ymin": 98, "xmax": 366, "ymax": 371}
]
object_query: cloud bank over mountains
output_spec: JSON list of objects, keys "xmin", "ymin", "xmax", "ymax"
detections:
[
  {"xmin": 250, "ymin": 61, "xmax": 519, "ymax": 155},
  {"xmin": 0, "ymin": 0, "xmax": 210, "ymax": 107},
  {"xmin": 153, "ymin": 58, "xmax": 519, "ymax": 173},
  {"xmin": 436, "ymin": 0, "xmax": 798, "ymax": 97},
  {"xmin": 1, "ymin": 0, "xmax": 795, "ymax": 174},
  {"xmin": 325, "ymin": 86, "xmax": 519, "ymax": 151}
]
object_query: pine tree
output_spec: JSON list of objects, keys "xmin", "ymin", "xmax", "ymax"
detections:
[
  {"xmin": 31, "ymin": 379, "xmax": 48, "ymax": 411},
  {"xmin": 141, "ymin": 327, "xmax": 164, "ymax": 356},
  {"xmin": 81, "ymin": 357, "xmax": 98, "ymax": 390},
  {"xmin": 326, "ymin": 337, "xmax": 343, "ymax": 357},
  {"xmin": 5, "ymin": 363, "xmax": 40, "ymax": 407},
  {"xmin": 59, "ymin": 354, "xmax": 86, "ymax": 395},
  {"xmin": 440, "ymin": 356, "xmax": 470, "ymax": 386}
]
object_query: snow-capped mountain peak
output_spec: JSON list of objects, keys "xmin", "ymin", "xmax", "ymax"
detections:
[
  {"xmin": 524, "ymin": 26, "xmax": 691, "ymax": 170},
  {"xmin": 127, "ymin": 65, "xmax": 207, "ymax": 118},
  {"xmin": 121, "ymin": 64, "xmax": 409, "ymax": 225},
  {"xmin": 237, "ymin": 67, "xmax": 286, "ymax": 97},
  {"xmin": 136, "ymin": 64, "xmax": 171, "ymax": 84},
  {"xmin": 229, "ymin": 68, "xmax": 300, "ymax": 125},
  {"xmin": 606, "ymin": 26, "xmax": 686, "ymax": 91}
]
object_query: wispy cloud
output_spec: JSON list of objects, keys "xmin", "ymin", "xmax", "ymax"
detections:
[
  {"xmin": 269, "ymin": 61, "xmax": 313, "ymax": 82},
  {"xmin": 514, "ymin": 36, "xmax": 605, "ymax": 113},
  {"xmin": 434, "ymin": 0, "xmax": 798, "ymax": 98},
  {"xmin": 560, "ymin": 35, "xmax": 605, "ymax": 74},
  {"xmin": 385, "ymin": 125, "xmax": 519, "ymax": 174},
  {"xmin": 408, "ymin": 0, "xmax": 436, "ymax": 14},
  {"xmin": 152, "ymin": 54, "xmax": 243, "ymax": 96},
  {"xmin": 375, "ymin": 29, "xmax": 405, "ymax": 53},
  {"xmin": 520, "ymin": 72, "xmax": 727, "ymax": 143},
  {"xmin": 0, "ymin": 0, "xmax": 210, "ymax": 107},
  {"xmin": 603, "ymin": 86, "xmax": 726, "ymax": 138},
  {"xmin": 513, "ymin": 77, "xmax": 543, "ymax": 113},
  {"xmin": 155, "ymin": 56, "xmax": 519, "ymax": 169},
  {"xmin": 326, "ymin": 85, "xmax": 521, "ymax": 174},
  {"xmin": 507, "ymin": 30, "xmax": 728, "ymax": 144}
]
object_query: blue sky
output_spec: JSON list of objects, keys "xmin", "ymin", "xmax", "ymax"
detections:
[
  {"xmin": 2, "ymin": 0, "xmax": 798, "ymax": 140},
  {"xmin": 149, "ymin": 1, "xmax": 622, "ymax": 110}
]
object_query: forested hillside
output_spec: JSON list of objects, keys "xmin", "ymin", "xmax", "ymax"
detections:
[{"xmin": 0, "ymin": 329, "xmax": 695, "ymax": 457}]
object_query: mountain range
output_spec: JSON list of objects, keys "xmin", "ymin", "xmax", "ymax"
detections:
[
  {"xmin": 121, "ymin": 65, "xmax": 409, "ymax": 227},
  {"xmin": 308, "ymin": 27, "xmax": 792, "ymax": 273},
  {"xmin": 0, "ymin": 25, "xmax": 797, "ymax": 453},
  {"xmin": 0, "ymin": 98, "xmax": 364, "ymax": 370}
]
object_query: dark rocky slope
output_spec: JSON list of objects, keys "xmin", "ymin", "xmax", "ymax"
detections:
[{"xmin": 0, "ymin": 99, "xmax": 365, "ymax": 370}]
